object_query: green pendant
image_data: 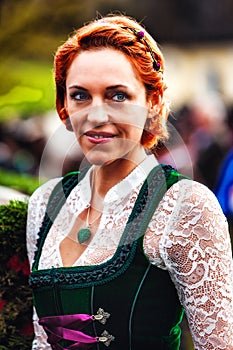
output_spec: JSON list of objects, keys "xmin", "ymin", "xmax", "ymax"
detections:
[{"xmin": 77, "ymin": 228, "xmax": 91, "ymax": 244}]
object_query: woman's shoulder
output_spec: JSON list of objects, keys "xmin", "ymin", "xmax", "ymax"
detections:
[
  {"xmin": 171, "ymin": 177, "xmax": 217, "ymax": 197},
  {"xmin": 165, "ymin": 176, "xmax": 226, "ymax": 219},
  {"xmin": 28, "ymin": 177, "xmax": 62, "ymax": 209}
]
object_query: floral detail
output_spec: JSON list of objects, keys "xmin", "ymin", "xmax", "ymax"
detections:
[
  {"xmin": 0, "ymin": 299, "xmax": 7, "ymax": 310},
  {"xmin": 135, "ymin": 30, "xmax": 144, "ymax": 39},
  {"xmin": 122, "ymin": 26, "xmax": 162, "ymax": 72},
  {"xmin": 148, "ymin": 180, "xmax": 233, "ymax": 349},
  {"xmin": 7, "ymin": 254, "xmax": 30, "ymax": 275}
]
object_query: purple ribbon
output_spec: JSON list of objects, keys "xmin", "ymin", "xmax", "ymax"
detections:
[{"xmin": 39, "ymin": 314, "xmax": 98, "ymax": 350}]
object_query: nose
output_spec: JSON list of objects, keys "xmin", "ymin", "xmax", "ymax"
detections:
[{"xmin": 87, "ymin": 103, "xmax": 109, "ymax": 124}]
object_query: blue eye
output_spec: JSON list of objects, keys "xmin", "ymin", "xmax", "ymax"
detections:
[
  {"xmin": 112, "ymin": 92, "xmax": 127, "ymax": 102},
  {"xmin": 71, "ymin": 91, "xmax": 89, "ymax": 101}
]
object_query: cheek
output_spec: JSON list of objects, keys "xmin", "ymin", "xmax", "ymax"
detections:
[
  {"xmin": 131, "ymin": 127, "xmax": 145, "ymax": 142},
  {"xmin": 68, "ymin": 117, "xmax": 79, "ymax": 136},
  {"xmin": 117, "ymin": 105, "xmax": 148, "ymax": 128},
  {"xmin": 68, "ymin": 110, "xmax": 87, "ymax": 133},
  {"xmin": 127, "ymin": 113, "xmax": 147, "ymax": 132}
]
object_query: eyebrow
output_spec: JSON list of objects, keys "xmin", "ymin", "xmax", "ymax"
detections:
[
  {"xmin": 68, "ymin": 85, "xmax": 87, "ymax": 91},
  {"xmin": 106, "ymin": 84, "xmax": 129, "ymax": 90},
  {"xmin": 68, "ymin": 84, "xmax": 129, "ymax": 91}
]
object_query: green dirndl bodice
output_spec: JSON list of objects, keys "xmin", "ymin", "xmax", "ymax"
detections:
[{"xmin": 29, "ymin": 164, "xmax": 188, "ymax": 350}]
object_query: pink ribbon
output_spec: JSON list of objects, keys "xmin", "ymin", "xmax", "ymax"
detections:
[{"xmin": 39, "ymin": 314, "xmax": 98, "ymax": 349}]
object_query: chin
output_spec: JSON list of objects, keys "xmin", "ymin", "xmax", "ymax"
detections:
[
  {"xmin": 83, "ymin": 145, "xmax": 140, "ymax": 167},
  {"xmin": 84, "ymin": 153, "xmax": 116, "ymax": 166}
]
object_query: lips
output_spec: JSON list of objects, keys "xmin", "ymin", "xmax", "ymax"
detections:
[{"xmin": 84, "ymin": 131, "xmax": 116, "ymax": 144}]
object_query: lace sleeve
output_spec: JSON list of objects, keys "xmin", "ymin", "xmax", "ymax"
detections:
[
  {"xmin": 156, "ymin": 180, "xmax": 233, "ymax": 349},
  {"xmin": 26, "ymin": 178, "xmax": 60, "ymax": 350},
  {"xmin": 26, "ymin": 178, "xmax": 61, "ymax": 268},
  {"xmin": 31, "ymin": 307, "xmax": 51, "ymax": 350}
]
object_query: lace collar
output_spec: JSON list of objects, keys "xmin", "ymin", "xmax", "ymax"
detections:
[{"xmin": 68, "ymin": 155, "xmax": 159, "ymax": 210}]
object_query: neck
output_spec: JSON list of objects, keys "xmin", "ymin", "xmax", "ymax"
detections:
[{"xmin": 93, "ymin": 148, "xmax": 148, "ymax": 198}]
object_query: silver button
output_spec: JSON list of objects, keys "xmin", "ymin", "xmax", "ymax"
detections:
[{"xmin": 98, "ymin": 330, "xmax": 115, "ymax": 347}]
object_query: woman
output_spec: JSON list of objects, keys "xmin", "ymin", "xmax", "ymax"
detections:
[{"xmin": 27, "ymin": 14, "xmax": 233, "ymax": 350}]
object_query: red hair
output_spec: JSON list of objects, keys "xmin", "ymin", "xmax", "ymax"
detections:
[{"xmin": 54, "ymin": 14, "xmax": 169, "ymax": 148}]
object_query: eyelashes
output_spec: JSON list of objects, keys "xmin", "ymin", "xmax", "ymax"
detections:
[
  {"xmin": 110, "ymin": 91, "xmax": 129, "ymax": 102},
  {"xmin": 69, "ymin": 90, "xmax": 130, "ymax": 103},
  {"xmin": 70, "ymin": 91, "xmax": 89, "ymax": 101}
]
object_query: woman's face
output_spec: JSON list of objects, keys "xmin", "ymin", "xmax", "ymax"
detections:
[{"xmin": 65, "ymin": 48, "xmax": 151, "ymax": 165}]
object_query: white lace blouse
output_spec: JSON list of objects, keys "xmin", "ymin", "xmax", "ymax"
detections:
[{"xmin": 26, "ymin": 155, "xmax": 233, "ymax": 349}]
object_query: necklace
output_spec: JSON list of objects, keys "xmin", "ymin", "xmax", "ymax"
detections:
[{"xmin": 77, "ymin": 205, "xmax": 102, "ymax": 244}]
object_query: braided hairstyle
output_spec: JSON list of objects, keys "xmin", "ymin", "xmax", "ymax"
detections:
[{"xmin": 54, "ymin": 13, "xmax": 170, "ymax": 148}]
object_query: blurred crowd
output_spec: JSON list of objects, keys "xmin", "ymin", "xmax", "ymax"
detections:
[
  {"xmin": 0, "ymin": 111, "xmax": 82, "ymax": 180},
  {"xmin": 159, "ymin": 94, "xmax": 233, "ymax": 190}
]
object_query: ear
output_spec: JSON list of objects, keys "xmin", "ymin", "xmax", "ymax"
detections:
[
  {"xmin": 59, "ymin": 107, "xmax": 73, "ymax": 132},
  {"xmin": 64, "ymin": 116, "xmax": 73, "ymax": 132},
  {"xmin": 147, "ymin": 92, "xmax": 161, "ymax": 117},
  {"xmin": 60, "ymin": 98, "xmax": 73, "ymax": 132},
  {"xmin": 64, "ymin": 95, "xmax": 68, "ymax": 110},
  {"xmin": 144, "ymin": 92, "xmax": 161, "ymax": 140}
]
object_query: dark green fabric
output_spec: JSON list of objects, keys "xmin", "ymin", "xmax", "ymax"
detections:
[
  {"xmin": 90, "ymin": 237, "xmax": 184, "ymax": 349},
  {"xmin": 30, "ymin": 164, "xmax": 189, "ymax": 349}
]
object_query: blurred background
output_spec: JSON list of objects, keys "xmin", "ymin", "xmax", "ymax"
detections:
[
  {"xmin": 1, "ymin": 0, "xmax": 233, "ymax": 190},
  {"xmin": 0, "ymin": 1, "xmax": 233, "ymax": 349}
]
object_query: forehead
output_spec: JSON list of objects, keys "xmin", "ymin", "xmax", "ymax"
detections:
[{"xmin": 66, "ymin": 48, "xmax": 141, "ymax": 85}]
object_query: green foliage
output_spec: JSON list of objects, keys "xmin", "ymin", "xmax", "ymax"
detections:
[
  {"xmin": 0, "ymin": 200, "xmax": 33, "ymax": 349},
  {"xmin": 0, "ymin": 0, "xmax": 135, "ymax": 122},
  {"xmin": 0, "ymin": 168, "xmax": 40, "ymax": 195},
  {"xmin": 0, "ymin": 60, "xmax": 55, "ymax": 121},
  {"xmin": 0, "ymin": 0, "xmax": 132, "ymax": 61}
]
